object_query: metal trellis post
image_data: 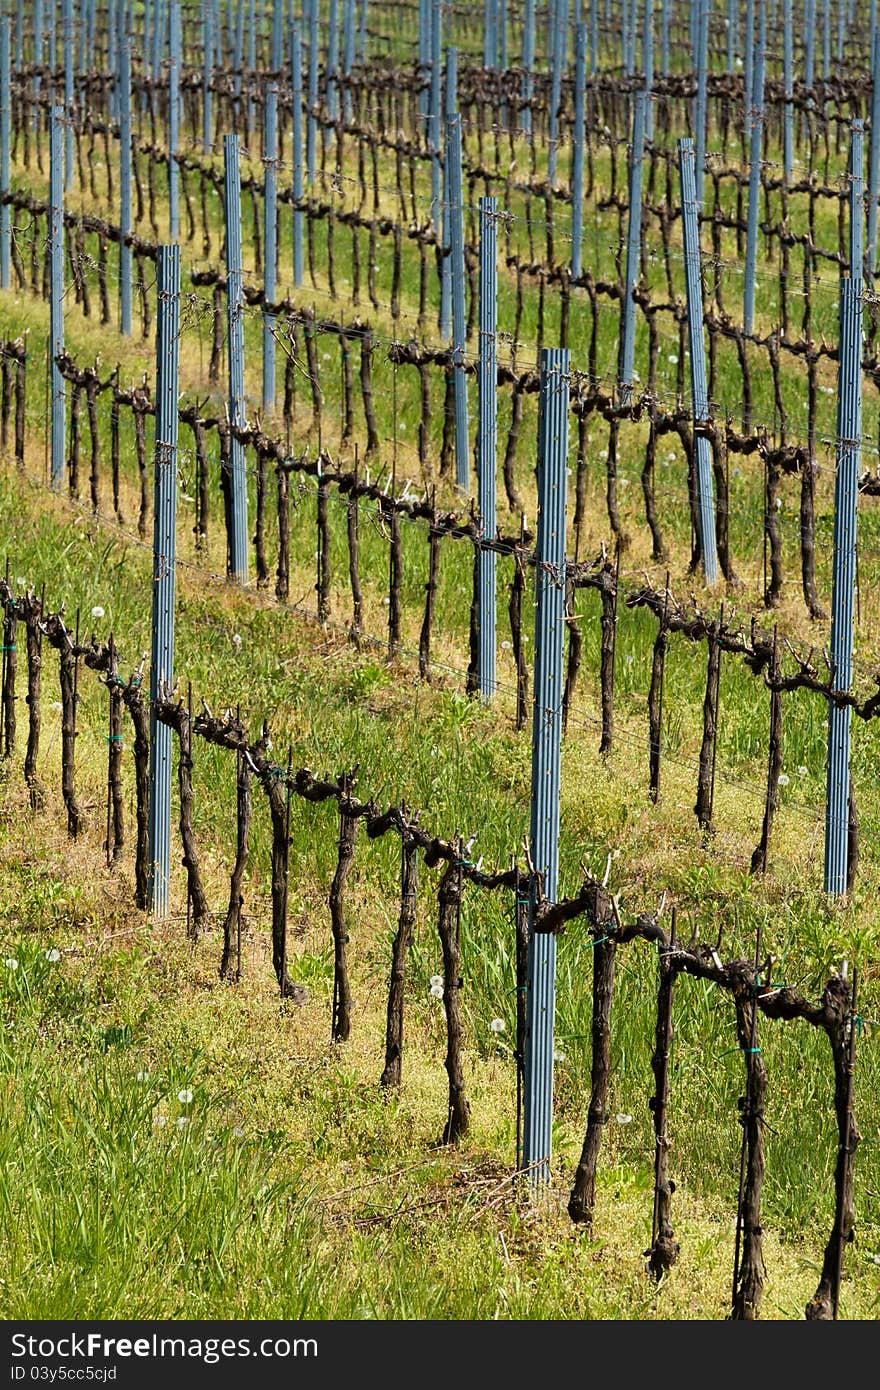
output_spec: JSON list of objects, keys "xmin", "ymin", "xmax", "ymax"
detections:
[
  {"xmin": 203, "ymin": 1, "xmax": 214, "ymax": 153},
  {"xmin": 147, "ymin": 244, "xmax": 181, "ymax": 919},
  {"xmin": 548, "ymin": 0, "xmax": 569, "ymax": 186},
  {"xmin": 867, "ymin": 28, "xmax": 880, "ymax": 274},
  {"xmin": 440, "ymin": 45, "xmax": 457, "ymax": 343},
  {"xmin": 328, "ymin": 0, "xmax": 340, "ymax": 120},
  {"xmin": 0, "ymin": 18, "xmax": 10, "ymax": 291},
  {"xmin": 429, "ymin": 0, "xmax": 443, "ymax": 225},
  {"xmin": 224, "ymin": 133, "xmax": 250, "ymax": 582},
  {"xmin": 478, "ymin": 197, "xmax": 498, "ymax": 700},
  {"xmin": 446, "ymin": 111, "xmax": 470, "ymax": 490},
  {"xmin": 307, "ymin": 0, "xmax": 318, "ymax": 186},
  {"xmin": 783, "ymin": 0, "xmax": 793, "ymax": 183},
  {"xmin": 679, "ymin": 136, "xmax": 719, "ymax": 584},
  {"xmin": 292, "ymin": 21, "xmax": 304, "ymax": 286},
  {"xmin": 621, "ymin": 87, "xmax": 646, "ymax": 401},
  {"xmin": 643, "ymin": 0, "xmax": 654, "ymax": 139},
  {"xmin": 50, "ymin": 105, "xmax": 65, "ymax": 490},
  {"xmin": 263, "ymin": 83, "xmax": 278, "ymax": 413},
  {"xmin": 62, "ymin": 0, "xmax": 74, "ymax": 187},
  {"xmin": 824, "ymin": 281, "xmax": 863, "ymax": 896},
  {"xmin": 743, "ymin": 5, "xmax": 765, "ymax": 335},
  {"xmin": 523, "ymin": 347, "xmax": 571, "ymax": 1184},
  {"xmin": 342, "ymin": 0, "xmax": 355, "ymax": 122},
  {"xmin": 521, "ymin": 0, "xmax": 535, "ymax": 134},
  {"xmin": 119, "ymin": 30, "xmax": 133, "ymax": 335},
  {"xmin": 571, "ymin": 22, "xmax": 586, "ymax": 280},
  {"xmin": 168, "ymin": 0, "xmax": 180, "ymax": 241},
  {"xmin": 694, "ymin": 0, "xmax": 709, "ymax": 208}
]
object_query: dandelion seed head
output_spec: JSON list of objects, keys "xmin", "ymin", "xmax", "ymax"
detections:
[
  {"xmin": 4, "ymin": 958, "xmax": 18, "ymax": 971},
  {"xmin": 91, "ymin": 605, "xmax": 105, "ymax": 619},
  {"xmin": 489, "ymin": 1017, "xmax": 505, "ymax": 1034},
  {"xmin": 430, "ymin": 981, "xmax": 444, "ymax": 999},
  {"xmin": 44, "ymin": 948, "xmax": 60, "ymax": 963},
  {"xmin": 616, "ymin": 1113, "xmax": 633, "ymax": 1125},
  {"xmin": 177, "ymin": 1088, "xmax": 194, "ymax": 1105}
]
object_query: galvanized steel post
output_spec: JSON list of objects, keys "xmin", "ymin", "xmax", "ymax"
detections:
[
  {"xmin": 327, "ymin": 0, "xmax": 340, "ymax": 120},
  {"xmin": 850, "ymin": 120, "xmax": 865, "ymax": 276},
  {"xmin": 824, "ymin": 265, "xmax": 863, "ymax": 897},
  {"xmin": 34, "ymin": 0, "xmax": 44, "ymax": 107},
  {"xmin": 744, "ymin": 0, "xmax": 755, "ymax": 137},
  {"xmin": 307, "ymin": 0, "xmax": 318, "ymax": 186},
  {"xmin": 868, "ymin": 28, "xmax": 880, "ymax": 273},
  {"xmin": 50, "ymin": 105, "xmax": 66, "ymax": 490},
  {"xmin": 620, "ymin": 88, "xmax": 646, "ymax": 401},
  {"xmin": 429, "ymin": 0, "xmax": 443, "ymax": 225},
  {"xmin": 148, "ymin": 244, "xmax": 181, "ymax": 919},
  {"xmin": 590, "ymin": 0, "xmax": 598, "ymax": 75},
  {"xmin": 446, "ymin": 111, "xmax": 470, "ymax": 490},
  {"xmin": 783, "ymin": 0, "xmax": 793, "ymax": 183},
  {"xmin": 168, "ymin": 0, "xmax": 180, "ymax": 240},
  {"xmin": 119, "ymin": 30, "xmax": 133, "ymax": 335},
  {"xmin": 419, "ymin": 0, "xmax": 430, "ymax": 122},
  {"xmin": 643, "ymin": 0, "xmax": 654, "ymax": 138},
  {"xmin": 694, "ymin": 0, "xmax": 709, "ymax": 208},
  {"xmin": 548, "ymin": 0, "xmax": 569, "ymax": 186},
  {"xmin": 661, "ymin": 0, "xmax": 670, "ymax": 74},
  {"xmin": 679, "ymin": 136, "xmax": 719, "ymax": 584},
  {"xmin": 0, "ymin": 18, "xmax": 10, "ymax": 291},
  {"xmin": 62, "ymin": 0, "xmax": 74, "ymax": 187},
  {"xmin": 478, "ymin": 197, "xmax": 498, "ymax": 700},
  {"xmin": 484, "ymin": 0, "xmax": 498, "ymax": 66},
  {"xmin": 523, "ymin": 347, "xmax": 570, "ymax": 1184},
  {"xmin": 358, "ymin": 0, "xmax": 368, "ymax": 62},
  {"xmin": 263, "ymin": 83, "xmax": 278, "ymax": 413},
  {"xmin": 440, "ymin": 45, "xmax": 457, "ymax": 343},
  {"xmin": 203, "ymin": 0, "xmax": 214, "ymax": 153},
  {"xmin": 224, "ymin": 134, "xmax": 250, "ymax": 582},
  {"xmin": 521, "ymin": 0, "xmax": 535, "ymax": 134},
  {"xmin": 342, "ymin": 0, "xmax": 355, "ymax": 121},
  {"xmin": 744, "ymin": 6, "xmax": 765, "ymax": 334},
  {"xmin": 805, "ymin": 0, "xmax": 815, "ymax": 89},
  {"xmin": 571, "ymin": 22, "xmax": 586, "ymax": 280},
  {"xmin": 291, "ymin": 21, "xmax": 304, "ymax": 286}
]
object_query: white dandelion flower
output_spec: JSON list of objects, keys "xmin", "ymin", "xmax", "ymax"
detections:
[
  {"xmin": 489, "ymin": 1017, "xmax": 506, "ymax": 1034},
  {"xmin": 4, "ymin": 958, "xmax": 18, "ymax": 971},
  {"xmin": 91, "ymin": 605, "xmax": 105, "ymax": 619},
  {"xmin": 177, "ymin": 1116, "xmax": 189, "ymax": 1130},
  {"xmin": 177, "ymin": 1088, "xmax": 193, "ymax": 1105},
  {"xmin": 553, "ymin": 1049, "xmax": 567, "ymax": 1064},
  {"xmin": 616, "ymin": 1113, "xmax": 633, "ymax": 1125},
  {"xmin": 430, "ymin": 981, "xmax": 444, "ymax": 999},
  {"xmin": 136, "ymin": 1070, "xmax": 150, "ymax": 1082},
  {"xmin": 44, "ymin": 948, "xmax": 60, "ymax": 963},
  {"xmin": 778, "ymin": 773, "xmax": 790, "ymax": 786}
]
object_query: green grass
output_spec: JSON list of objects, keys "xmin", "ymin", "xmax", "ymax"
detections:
[{"xmin": 2, "ymin": 40, "xmax": 880, "ymax": 1320}]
